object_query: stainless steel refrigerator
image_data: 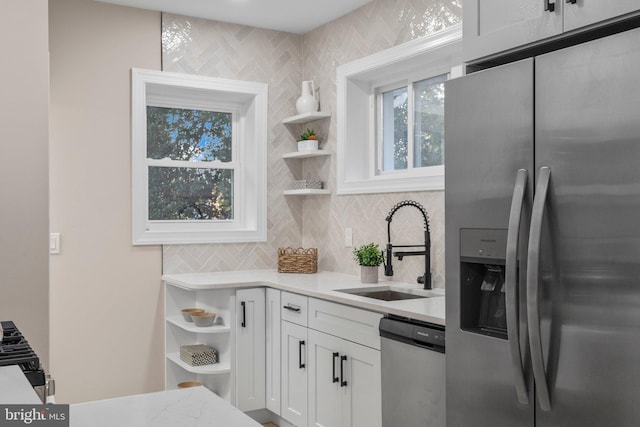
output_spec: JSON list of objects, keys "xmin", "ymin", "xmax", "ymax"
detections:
[{"xmin": 445, "ymin": 27, "xmax": 640, "ymax": 427}]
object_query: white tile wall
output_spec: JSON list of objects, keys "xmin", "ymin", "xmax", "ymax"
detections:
[
  {"xmin": 162, "ymin": 0, "xmax": 462, "ymax": 288},
  {"xmin": 161, "ymin": 15, "xmax": 305, "ymax": 274}
]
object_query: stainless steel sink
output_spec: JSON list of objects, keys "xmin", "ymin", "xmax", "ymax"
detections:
[{"xmin": 336, "ymin": 286, "xmax": 428, "ymax": 301}]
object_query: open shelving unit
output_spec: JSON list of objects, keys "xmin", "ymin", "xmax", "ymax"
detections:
[
  {"xmin": 164, "ymin": 285, "xmax": 235, "ymax": 403},
  {"xmin": 282, "ymin": 111, "xmax": 331, "ymax": 124},
  {"xmin": 283, "ymin": 189, "xmax": 331, "ymax": 196},
  {"xmin": 282, "ymin": 149, "xmax": 331, "ymax": 159},
  {"xmin": 282, "ymin": 112, "xmax": 332, "ymax": 196}
]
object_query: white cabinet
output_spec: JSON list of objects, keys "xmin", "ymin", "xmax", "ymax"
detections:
[
  {"xmin": 276, "ymin": 295, "xmax": 382, "ymax": 427},
  {"xmin": 308, "ymin": 298, "xmax": 382, "ymax": 350},
  {"xmin": 464, "ymin": 0, "xmax": 640, "ymax": 63},
  {"xmin": 463, "ymin": 0, "xmax": 562, "ymax": 63},
  {"xmin": 164, "ymin": 285, "xmax": 234, "ymax": 402},
  {"xmin": 281, "ymin": 320, "xmax": 309, "ymax": 427},
  {"xmin": 308, "ymin": 329, "xmax": 381, "ymax": 427},
  {"xmin": 564, "ymin": 1, "xmax": 640, "ymax": 32},
  {"xmin": 166, "ymin": 283, "xmax": 382, "ymax": 426},
  {"xmin": 235, "ymin": 288, "xmax": 266, "ymax": 412},
  {"xmin": 266, "ymin": 288, "xmax": 281, "ymax": 415}
]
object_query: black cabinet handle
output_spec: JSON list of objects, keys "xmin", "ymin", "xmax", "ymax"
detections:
[
  {"xmin": 565, "ymin": 0, "xmax": 576, "ymax": 3},
  {"xmin": 332, "ymin": 352, "xmax": 340, "ymax": 383},
  {"xmin": 241, "ymin": 301, "xmax": 246, "ymax": 328},
  {"xmin": 544, "ymin": 0, "xmax": 555, "ymax": 12},
  {"xmin": 299, "ymin": 340, "xmax": 306, "ymax": 369},
  {"xmin": 340, "ymin": 355, "xmax": 348, "ymax": 387},
  {"xmin": 283, "ymin": 305, "xmax": 301, "ymax": 312}
]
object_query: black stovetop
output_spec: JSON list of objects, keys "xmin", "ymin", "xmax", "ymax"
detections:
[{"xmin": 0, "ymin": 321, "xmax": 45, "ymax": 387}]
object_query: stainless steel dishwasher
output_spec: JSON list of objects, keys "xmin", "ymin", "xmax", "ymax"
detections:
[{"xmin": 379, "ymin": 315, "xmax": 445, "ymax": 427}]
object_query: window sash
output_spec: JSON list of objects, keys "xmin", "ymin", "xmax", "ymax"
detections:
[
  {"xmin": 375, "ymin": 73, "xmax": 448, "ymax": 176},
  {"xmin": 144, "ymin": 105, "xmax": 240, "ymax": 224}
]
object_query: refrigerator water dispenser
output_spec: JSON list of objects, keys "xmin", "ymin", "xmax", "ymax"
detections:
[{"xmin": 459, "ymin": 229, "xmax": 508, "ymax": 339}]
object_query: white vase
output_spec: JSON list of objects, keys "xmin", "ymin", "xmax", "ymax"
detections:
[
  {"xmin": 296, "ymin": 81, "xmax": 319, "ymax": 114},
  {"xmin": 360, "ymin": 266, "xmax": 379, "ymax": 284}
]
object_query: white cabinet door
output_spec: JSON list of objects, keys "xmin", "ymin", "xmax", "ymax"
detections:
[
  {"xmin": 340, "ymin": 338, "xmax": 381, "ymax": 427},
  {"xmin": 308, "ymin": 329, "xmax": 344, "ymax": 427},
  {"xmin": 564, "ymin": 2, "xmax": 640, "ymax": 32},
  {"xmin": 463, "ymin": 0, "xmax": 562, "ymax": 62},
  {"xmin": 235, "ymin": 288, "xmax": 266, "ymax": 412},
  {"xmin": 281, "ymin": 321, "xmax": 308, "ymax": 427},
  {"xmin": 308, "ymin": 329, "xmax": 381, "ymax": 427},
  {"xmin": 265, "ymin": 288, "xmax": 281, "ymax": 415}
]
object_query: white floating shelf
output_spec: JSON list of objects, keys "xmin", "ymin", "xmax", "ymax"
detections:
[
  {"xmin": 283, "ymin": 189, "xmax": 331, "ymax": 196},
  {"xmin": 166, "ymin": 316, "xmax": 231, "ymax": 334},
  {"xmin": 167, "ymin": 353, "xmax": 231, "ymax": 375},
  {"xmin": 282, "ymin": 150, "xmax": 331, "ymax": 159},
  {"xmin": 282, "ymin": 112, "xmax": 331, "ymax": 124}
]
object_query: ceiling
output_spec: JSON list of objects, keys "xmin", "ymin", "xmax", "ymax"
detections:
[{"xmin": 94, "ymin": 0, "xmax": 375, "ymax": 34}]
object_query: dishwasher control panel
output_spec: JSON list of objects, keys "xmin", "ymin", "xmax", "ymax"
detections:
[{"xmin": 379, "ymin": 315, "xmax": 445, "ymax": 353}]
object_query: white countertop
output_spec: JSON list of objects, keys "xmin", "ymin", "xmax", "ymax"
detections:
[
  {"xmin": 162, "ymin": 270, "xmax": 445, "ymax": 325},
  {"xmin": 0, "ymin": 366, "xmax": 42, "ymax": 404},
  {"xmin": 70, "ymin": 387, "xmax": 260, "ymax": 427}
]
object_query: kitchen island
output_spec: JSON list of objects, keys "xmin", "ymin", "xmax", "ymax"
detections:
[
  {"xmin": 70, "ymin": 386, "xmax": 260, "ymax": 427},
  {"xmin": 0, "ymin": 364, "xmax": 258, "ymax": 426}
]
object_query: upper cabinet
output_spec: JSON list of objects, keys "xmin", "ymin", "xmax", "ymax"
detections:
[
  {"xmin": 564, "ymin": 1, "xmax": 640, "ymax": 32},
  {"xmin": 463, "ymin": 0, "xmax": 562, "ymax": 63},
  {"xmin": 464, "ymin": 0, "xmax": 640, "ymax": 63}
]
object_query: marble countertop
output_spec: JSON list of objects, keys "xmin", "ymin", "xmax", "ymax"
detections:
[
  {"xmin": 70, "ymin": 387, "xmax": 260, "ymax": 427},
  {"xmin": 163, "ymin": 269, "xmax": 445, "ymax": 325},
  {"xmin": 0, "ymin": 366, "xmax": 42, "ymax": 404}
]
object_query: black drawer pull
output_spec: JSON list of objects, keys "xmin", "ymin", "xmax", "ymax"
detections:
[
  {"xmin": 544, "ymin": 0, "xmax": 555, "ymax": 12},
  {"xmin": 283, "ymin": 304, "xmax": 301, "ymax": 312},
  {"xmin": 565, "ymin": 0, "xmax": 576, "ymax": 3},
  {"xmin": 332, "ymin": 352, "xmax": 340, "ymax": 383},
  {"xmin": 340, "ymin": 355, "xmax": 348, "ymax": 387},
  {"xmin": 299, "ymin": 340, "xmax": 306, "ymax": 369},
  {"xmin": 241, "ymin": 301, "xmax": 246, "ymax": 328}
]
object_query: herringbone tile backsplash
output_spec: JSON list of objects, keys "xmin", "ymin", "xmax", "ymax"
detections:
[{"xmin": 162, "ymin": 0, "xmax": 462, "ymax": 289}]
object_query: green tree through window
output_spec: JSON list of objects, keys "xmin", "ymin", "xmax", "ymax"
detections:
[
  {"xmin": 146, "ymin": 106, "xmax": 233, "ymax": 221},
  {"xmin": 382, "ymin": 74, "xmax": 446, "ymax": 172}
]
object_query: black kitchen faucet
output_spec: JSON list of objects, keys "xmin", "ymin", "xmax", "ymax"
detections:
[{"xmin": 383, "ymin": 200, "xmax": 432, "ymax": 289}]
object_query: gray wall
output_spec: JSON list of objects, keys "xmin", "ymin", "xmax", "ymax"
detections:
[
  {"xmin": 0, "ymin": 0, "xmax": 50, "ymax": 370},
  {"xmin": 49, "ymin": 0, "xmax": 164, "ymax": 403}
]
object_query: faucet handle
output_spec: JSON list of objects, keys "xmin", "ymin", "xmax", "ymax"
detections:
[{"xmin": 384, "ymin": 243, "xmax": 394, "ymax": 277}]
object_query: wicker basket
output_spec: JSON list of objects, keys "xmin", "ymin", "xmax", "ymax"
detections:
[{"xmin": 278, "ymin": 247, "xmax": 318, "ymax": 274}]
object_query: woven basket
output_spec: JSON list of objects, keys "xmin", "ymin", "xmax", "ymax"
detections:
[
  {"xmin": 278, "ymin": 247, "xmax": 318, "ymax": 274},
  {"xmin": 180, "ymin": 344, "xmax": 218, "ymax": 366}
]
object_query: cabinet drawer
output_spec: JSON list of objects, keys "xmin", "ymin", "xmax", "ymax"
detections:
[
  {"xmin": 308, "ymin": 298, "xmax": 382, "ymax": 350},
  {"xmin": 281, "ymin": 292, "xmax": 308, "ymax": 327}
]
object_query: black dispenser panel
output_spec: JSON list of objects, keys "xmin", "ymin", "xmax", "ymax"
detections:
[{"xmin": 460, "ymin": 229, "xmax": 509, "ymax": 339}]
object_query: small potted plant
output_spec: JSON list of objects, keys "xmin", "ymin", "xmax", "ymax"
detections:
[
  {"xmin": 353, "ymin": 242, "xmax": 384, "ymax": 284},
  {"xmin": 298, "ymin": 128, "xmax": 319, "ymax": 151}
]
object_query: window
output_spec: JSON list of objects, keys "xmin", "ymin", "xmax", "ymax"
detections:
[
  {"xmin": 377, "ymin": 74, "xmax": 447, "ymax": 174},
  {"xmin": 131, "ymin": 69, "xmax": 268, "ymax": 245},
  {"xmin": 337, "ymin": 25, "xmax": 462, "ymax": 195}
]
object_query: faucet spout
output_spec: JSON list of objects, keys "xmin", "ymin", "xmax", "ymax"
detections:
[{"xmin": 384, "ymin": 200, "xmax": 432, "ymax": 289}]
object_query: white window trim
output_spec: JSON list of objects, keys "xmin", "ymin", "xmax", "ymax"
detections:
[
  {"xmin": 131, "ymin": 68, "xmax": 268, "ymax": 245},
  {"xmin": 336, "ymin": 24, "xmax": 463, "ymax": 195}
]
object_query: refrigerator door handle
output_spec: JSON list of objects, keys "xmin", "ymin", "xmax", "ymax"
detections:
[
  {"xmin": 527, "ymin": 166, "xmax": 552, "ymax": 411},
  {"xmin": 506, "ymin": 169, "xmax": 529, "ymax": 404}
]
